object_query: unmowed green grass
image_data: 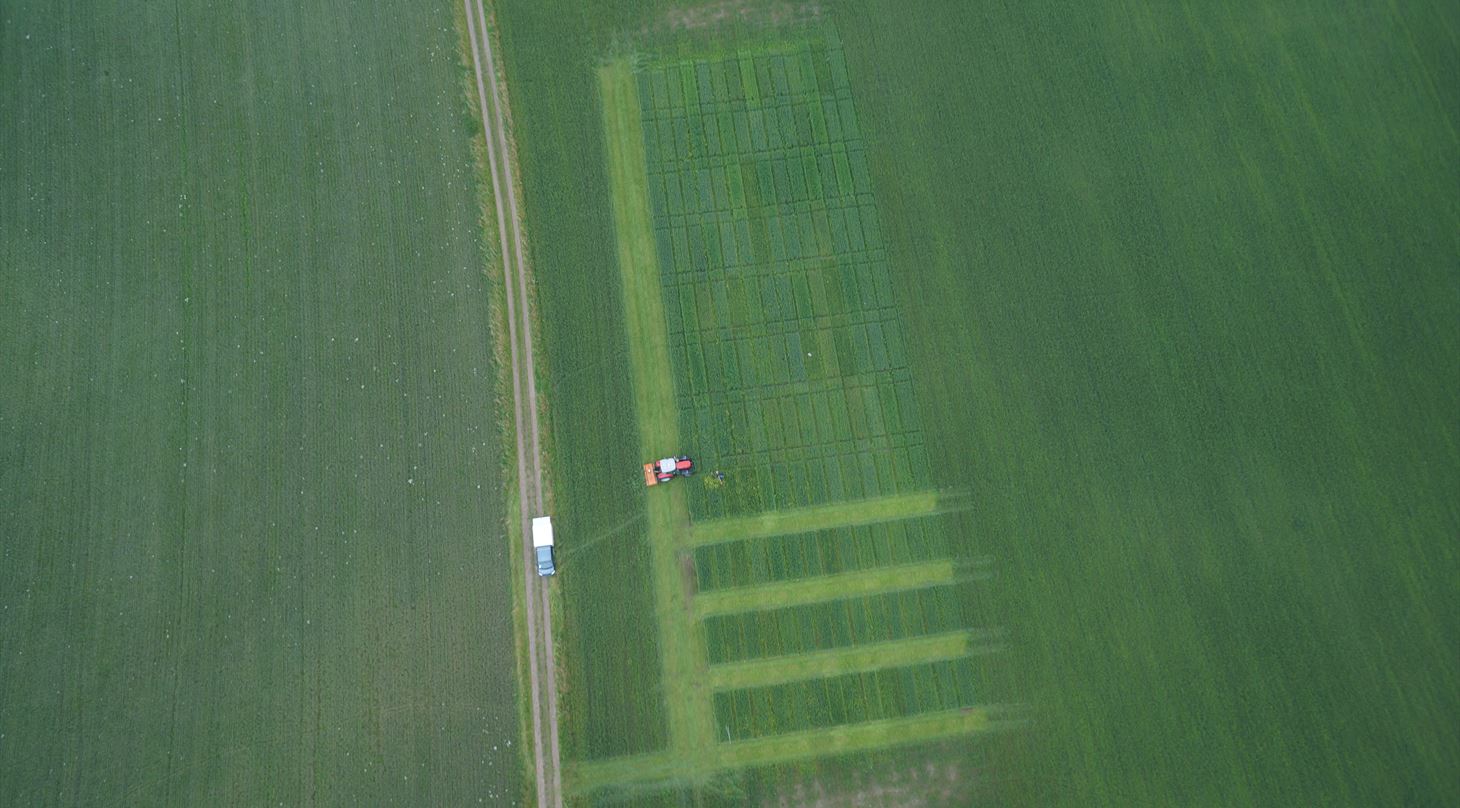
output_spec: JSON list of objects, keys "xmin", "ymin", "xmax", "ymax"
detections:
[
  {"xmin": 1, "ymin": 2, "xmax": 520, "ymax": 803},
  {"xmin": 693, "ymin": 515, "xmax": 950, "ymax": 590},
  {"xmin": 703, "ymin": 585, "xmax": 969, "ymax": 663},
  {"xmin": 498, "ymin": 0, "xmax": 1459, "ymax": 804},
  {"xmin": 714, "ymin": 656, "xmax": 981, "ymax": 740}
]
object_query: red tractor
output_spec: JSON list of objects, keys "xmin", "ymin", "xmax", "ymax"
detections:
[{"xmin": 643, "ymin": 456, "xmax": 694, "ymax": 486}]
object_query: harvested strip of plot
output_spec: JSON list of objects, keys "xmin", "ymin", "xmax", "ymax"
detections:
[
  {"xmin": 692, "ymin": 559, "xmax": 956, "ymax": 617},
  {"xmin": 705, "ymin": 629, "xmax": 993, "ymax": 690},
  {"xmin": 689, "ymin": 491, "xmax": 946, "ymax": 545},
  {"xmin": 601, "ymin": 58, "xmax": 715, "ymax": 757},
  {"xmin": 572, "ymin": 708, "xmax": 1014, "ymax": 793}
]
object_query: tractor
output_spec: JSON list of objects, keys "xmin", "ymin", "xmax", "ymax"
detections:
[{"xmin": 643, "ymin": 456, "xmax": 694, "ymax": 486}]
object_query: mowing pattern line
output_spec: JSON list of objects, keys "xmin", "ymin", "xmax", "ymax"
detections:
[
  {"xmin": 573, "ymin": 708, "xmax": 1002, "ymax": 792},
  {"xmin": 705, "ymin": 629, "xmax": 997, "ymax": 690},
  {"xmin": 692, "ymin": 559, "xmax": 956, "ymax": 618},
  {"xmin": 600, "ymin": 60, "xmax": 718, "ymax": 759},
  {"xmin": 688, "ymin": 490, "xmax": 945, "ymax": 545}
]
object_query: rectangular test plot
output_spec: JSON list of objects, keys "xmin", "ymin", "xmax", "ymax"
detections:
[{"xmin": 635, "ymin": 43, "xmax": 931, "ymax": 520}]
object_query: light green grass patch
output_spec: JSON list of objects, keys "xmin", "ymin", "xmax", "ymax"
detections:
[
  {"xmin": 572, "ymin": 707, "xmax": 1013, "ymax": 793},
  {"xmin": 706, "ymin": 629, "xmax": 997, "ymax": 690},
  {"xmin": 692, "ymin": 559, "xmax": 956, "ymax": 618},
  {"xmin": 689, "ymin": 490, "xmax": 952, "ymax": 545},
  {"xmin": 600, "ymin": 59, "xmax": 715, "ymax": 757}
]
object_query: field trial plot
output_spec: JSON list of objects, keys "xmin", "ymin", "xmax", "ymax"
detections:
[{"xmin": 577, "ymin": 27, "xmax": 1011, "ymax": 801}]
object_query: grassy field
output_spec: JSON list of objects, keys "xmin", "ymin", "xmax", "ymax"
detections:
[
  {"xmin": 0, "ymin": 2, "xmax": 522, "ymax": 804},
  {"xmin": 499, "ymin": 0, "xmax": 1458, "ymax": 805}
]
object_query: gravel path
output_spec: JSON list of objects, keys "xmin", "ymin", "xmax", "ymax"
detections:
[{"xmin": 462, "ymin": 2, "xmax": 562, "ymax": 806}]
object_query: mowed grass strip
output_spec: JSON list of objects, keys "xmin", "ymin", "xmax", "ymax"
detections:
[
  {"xmin": 571, "ymin": 708, "xmax": 1012, "ymax": 794},
  {"xmin": 600, "ymin": 58, "xmax": 716, "ymax": 756},
  {"xmin": 706, "ymin": 629, "xmax": 996, "ymax": 690},
  {"xmin": 601, "ymin": 64, "xmax": 673, "ymax": 437},
  {"xmin": 714, "ymin": 706, "xmax": 1003, "ymax": 767},
  {"xmin": 692, "ymin": 559, "xmax": 955, "ymax": 618},
  {"xmin": 689, "ymin": 490, "xmax": 948, "ymax": 545}
]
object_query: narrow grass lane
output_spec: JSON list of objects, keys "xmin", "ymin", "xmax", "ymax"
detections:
[
  {"xmin": 570, "ymin": 707, "xmax": 1017, "ymax": 794},
  {"xmin": 600, "ymin": 59, "xmax": 716, "ymax": 757},
  {"xmin": 705, "ymin": 629, "xmax": 1000, "ymax": 690},
  {"xmin": 689, "ymin": 491, "xmax": 957, "ymax": 546},
  {"xmin": 692, "ymin": 560, "xmax": 957, "ymax": 618}
]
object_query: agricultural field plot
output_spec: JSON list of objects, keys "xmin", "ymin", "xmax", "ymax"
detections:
[
  {"xmin": 498, "ymin": 0, "xmax": 1459, "ymax": 805},
  {"xmin": 1, "ymin": 2, "xmax": 521, "ymax": 804},
  {"xmin": 573, "ymin": 29, "xmax": 1011, "ymax": 804},
  {"xmin": 640, "ymin": 39, "xmax": 928, "ymax": 520}
]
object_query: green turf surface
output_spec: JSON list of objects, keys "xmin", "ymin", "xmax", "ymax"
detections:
[
  {"xmin": 693, "ymin": 515, "xmax": 955, "ymax": 590},
  {"xmin": 0, "ymin": 2, "xmax": 520, "ymax": 803},
  {"xmin": 715, "ymin": 656, "xmax": 981, "ymax": 740},
  {"xmin": 635, "ymin": 38, "xmax": 933, "ymax": 521},
  {"xmin": 498, "ymin": 0, "xmax": 1459, "ymax": 805},
  {"xmin": 704, "ymin": 629, "xmax": 998, "ymax": 690},
  {"xmin": 703, "ymin": 584, "xmax": 969, "ymax": 663},
  {"xmin": 691, "ymin": 559, "xmax": 957, "ymax": 616}
]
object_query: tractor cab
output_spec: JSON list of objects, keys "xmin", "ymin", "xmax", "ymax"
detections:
[{"xmin": 643, "ymin": 455, "xmax": 694, "ymax": 486}]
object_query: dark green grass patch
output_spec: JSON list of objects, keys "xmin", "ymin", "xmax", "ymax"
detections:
[
  {"xmin": 556, "ymin": 528, "xmax": 668, "ymax": 759},
  {"xmin": 0, "ymin": 2, "xmax": 519, "ymax": 804},
  {"xmin": 704, "ymin": 584, "xmax": 966, "ymax": 664},
  {"xmin": 636, "ymin": 38, "xmax": 928, "ymax": 521},
  {"xmin": 715, "ymin": 657, "xmax": 980, "ymax": 740},
  {"xmin": 693, "ymin": 515, "xmax": 948, "ymax": 591}
]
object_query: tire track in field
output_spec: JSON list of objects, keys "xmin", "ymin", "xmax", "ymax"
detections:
[{"xmin": 462, "ymin": 3, "xmax": 561, "ymax": 807}]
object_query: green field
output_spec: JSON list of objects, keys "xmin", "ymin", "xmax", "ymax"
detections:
[
  {"xmin": 0, "ymin": 2, "xmax": 522, "ymax": 804},
  {"xmin": 500, "ymin": 0, "xmax": 1459, "ymax": 805}
]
